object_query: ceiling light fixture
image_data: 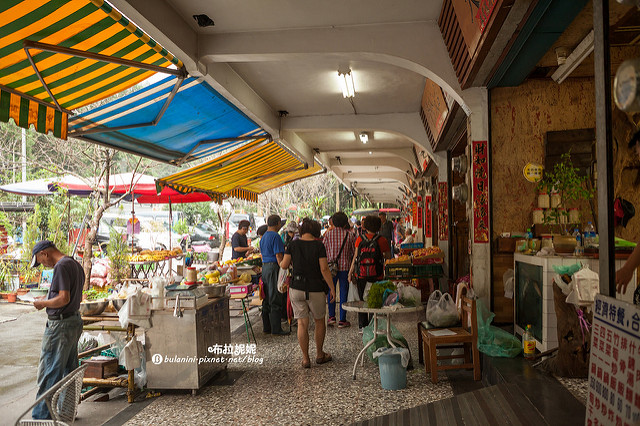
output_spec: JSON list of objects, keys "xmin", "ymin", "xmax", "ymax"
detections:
[
  {"xmin": 368, "ymin": 151, "xmax": 372, "ymax": 155},
  {"xmin": 337, "ymin": 69, "xmax": 355, "ymax": 98},
  {"xmin": 359, "ymin": 132, "xmax": 368, "ymax": 144}
]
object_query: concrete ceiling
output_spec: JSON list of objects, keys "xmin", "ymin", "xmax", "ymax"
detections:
[{"xmin": 110, "ymin": 0, "xmax": 464, "ymax": 204}]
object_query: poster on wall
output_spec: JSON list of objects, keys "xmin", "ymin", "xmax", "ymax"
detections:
[
  {"xmin": 586, "ymin": 295, "xmax": 640, "ymax": 425},
  {"xmin": 472, "ymin": 140, "xmax": 489, "ymax": 243},
  {"xmin": 425, "ymin": 195, "xmax": 432, "ymax": 238},
  {"xmin": 438, "ymin": 182, "xmax": 448, "ymax": 241}
]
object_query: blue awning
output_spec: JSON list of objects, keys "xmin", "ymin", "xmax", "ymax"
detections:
[{"xmin": 68, "ymin": 76, "xmax": 268, "ymax": 164}]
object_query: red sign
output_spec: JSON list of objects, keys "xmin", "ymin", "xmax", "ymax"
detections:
[
  {"xmin": 411, "ymin": 201, "xmax": 418, "ymax": 226},
  {"xmin": 476, "ymin": 0, "xmax": 498, "ymax": 33},
  {"xmin": 472, "ymin": 140, "xmax": 489, "ymax": 243},
  {"xmin": 438, "ymin": 182, "xmax": 448, "ymax": 241},
  {"xmin": 425, "ymin": 196, "xmax": 432, "ymax": 238}
]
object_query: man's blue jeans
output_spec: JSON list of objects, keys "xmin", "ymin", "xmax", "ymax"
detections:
[
  {"xmin": 261, "ymin": 262, "xmax": 284, "ymax": 333},
  {"xmin": 328, "ymin": 271, "xmax": 349, "ymax": 322},
  {"xmin": 32, "ymin": 313, "xmax": 83, "ymax": 420}
]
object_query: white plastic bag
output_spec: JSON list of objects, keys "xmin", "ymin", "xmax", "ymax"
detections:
[
  {"xmin": 426, "ymin": 290, "xmax": 442, "ymax": 320},
  {"xmin": 118, "ymin": 290, "xmax": 151, "ymax": 329},
  {"xmin": 277, "ymin": 268, "xmax": 289, "ymax": 293},
  {"xmin": 427, "ymin": 292, "xmax": 459, "ymax": 327},
  {"xmin": 573, "ymin": 266, "xmax": 599, "ymax": 304},
  {"xmin": 363, "ymin": 282, "xmax": 372, "ymax": 302},
  {"xmin": 372, "ymin": 346, "xmax": 410, "ymax": 368},
  {"xmin": 347, "ymin": 281, "xmax": 360, "ymax": 302},
  {"xmin": 120, "ymin": 338, "xmax": 143, "ymax": 370},
  {"xmin": 397, "ymin": 284, "xmax": 421, "ymax": 305},
  {"xmin": 502, "ymin": 269, "xmax": 514, "ymax": 299}
]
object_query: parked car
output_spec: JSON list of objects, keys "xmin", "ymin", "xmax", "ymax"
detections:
[{"xmin": 187, "ymin": 223, "xmax": 220, "ymax": 249}]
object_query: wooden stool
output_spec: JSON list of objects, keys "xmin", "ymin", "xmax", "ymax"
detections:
[{"xmin": 421, "ymin": 296, "xmax": 480, "ymax": 384}]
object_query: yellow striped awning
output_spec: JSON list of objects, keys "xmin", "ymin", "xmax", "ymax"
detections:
[
  {"xmin": 157, "ymin": 139, "xmax": 325, "ymax": 203},
  {"xmin": 0, "ymin": 0, "xmax": 182, "ymax": 138}
]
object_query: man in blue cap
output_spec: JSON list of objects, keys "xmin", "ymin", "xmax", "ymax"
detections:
[{"xmin": 30, "ymin": 240, "xmax": 85, "ymax": 420}]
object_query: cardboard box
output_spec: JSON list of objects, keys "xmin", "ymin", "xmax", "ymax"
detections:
[{"xmin": 81, "ymin": 358, "xmax": 119, "ymax": 379}]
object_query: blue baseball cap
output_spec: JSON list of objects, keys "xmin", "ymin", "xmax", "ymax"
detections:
[{"xmin": 30, "ymin": 240, "xmax": 55, "ymax": 268}]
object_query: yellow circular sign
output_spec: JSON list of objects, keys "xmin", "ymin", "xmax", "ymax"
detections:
[{"xmin": 523, "ymin": 163, "xmax": 543, "ymax": 183}]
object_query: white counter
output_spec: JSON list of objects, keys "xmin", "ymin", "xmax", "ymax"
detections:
[{"xmin": 513, "ymin": 253, "xmax": 635, "ymax": 352}]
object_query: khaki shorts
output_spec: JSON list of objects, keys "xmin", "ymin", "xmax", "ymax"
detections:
[{"xmin": 290, "ymin": 288, "xmax": 326, "ymax": 320}]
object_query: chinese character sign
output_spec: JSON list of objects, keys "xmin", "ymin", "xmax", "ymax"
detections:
[
  {"xmin": 425, "ymin": 195, "xmax": 432, "ymax": 238},
  {"xmin": 417, "ymin": 196, "xmax": 423, "ymax": 229},
  {"xmin": 411, "ymin": 201, "xmax": 418, "ymax": 226},
  {"xmin": 472, "ymin": 140, "xmax": 489, "ymax": 243},
  {"xmin": 586, "ymin": 295, "xmax": 640, "ymax": 426},
  {"xmin": 438, "ymin": 182, "xmax": 448, "ymax": 241}
]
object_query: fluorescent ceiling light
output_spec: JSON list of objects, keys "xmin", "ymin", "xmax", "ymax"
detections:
[
  {"xmin": 359, "ymin": 132, "xmax": 368, "ymax": 144},
  {"xmin": 338, "ymin": 69, "xmax": 355, "ymax": 98}
]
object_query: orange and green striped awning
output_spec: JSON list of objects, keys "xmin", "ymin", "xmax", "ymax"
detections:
[
  {"xmin": 157, "ymin": 139, "xmax": 325, "ymax": 203},
  {"xmin": 0, "ymin": 0, "xmax": 182, "ymax": 138}
]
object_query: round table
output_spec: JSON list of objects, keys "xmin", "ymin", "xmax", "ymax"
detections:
[{"xmin": 342, "ymin": 301, "xmax": 424, "ymax": 379}]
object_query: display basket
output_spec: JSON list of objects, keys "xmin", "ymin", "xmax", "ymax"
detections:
[
  {"xmin": 412, "ymin": 264, "xmax": 443, "ymax": 277},
  {"xmin": 385, "ymin": 264, "xmax": 412, "ymax": 278}
]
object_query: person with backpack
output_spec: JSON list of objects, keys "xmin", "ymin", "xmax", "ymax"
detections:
[
  {"xmin": 322, "ymin": 212, "xmax": 355, "ymax": 328},
  {"xmin": 348, "ymin": 215, "xmax": 392, "ymax": 332}
]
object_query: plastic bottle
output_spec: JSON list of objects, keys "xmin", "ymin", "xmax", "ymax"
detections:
[
  {"xmin": 584, "ymin": 222, "xmax": 596, "ymax": 249},
  {"xmin": 523, "ymin": 325, "xmax": 536, "ymax": 358},
  {"xmin": 572, "ymin": 228, "xmax": 583, "ymax": 256},
  {"xmin": 526, "ymin": 228, "xmax": 533, "ymax": 251}
]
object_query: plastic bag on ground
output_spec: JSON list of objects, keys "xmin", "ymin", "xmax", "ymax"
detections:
[
  {"xmin": 427, "ymin": 292, "xmax": 459, "ymax": 327},
  {"xmin": 373, "ymin": 346, "xmax": 410, "ymax": 368},
  {"xmin": 362, "ymin": 318, "xmax": 410, "ymax": 365},
  {"xmin": 476, "ymin": 299, "xmax": 521, "ymax": 358}
]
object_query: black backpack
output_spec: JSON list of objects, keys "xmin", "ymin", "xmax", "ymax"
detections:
[{"xmin": 356, "ymin": 234, "xmax": 383, "ymax": 280}]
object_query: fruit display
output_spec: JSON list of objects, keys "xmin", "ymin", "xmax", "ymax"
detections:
[
  {"xmin": 412, "ymin": 247, "xmax": 443, "ymax": 258},
  {"xmin": 128, "ymin": 247, "xmax": 183, "ymax": 262},
  {"xmin": 198, "ymin": 270, "xmax": 221, "ymax": 285},
  {"xmin": 386, "ymin": 255, "xmax": 411, "ymax": 265}
]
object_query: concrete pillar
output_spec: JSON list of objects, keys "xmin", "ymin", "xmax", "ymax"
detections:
[{"xmin": 464, "ymin": 87, "xmax": 490, "ymax": 307}]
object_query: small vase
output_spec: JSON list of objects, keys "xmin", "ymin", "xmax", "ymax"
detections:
[{"xmin": 7, "ymin": 293, "xmax": 17, "ymax": 303}]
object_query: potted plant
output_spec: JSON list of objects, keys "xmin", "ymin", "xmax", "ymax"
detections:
[
  {"xmin": 107, "ymin": 229, "xmax": 129, "ymax": 287},
  {"xmin": 537, "ymin": 152, "xmax": 594, "ymax": 234}
]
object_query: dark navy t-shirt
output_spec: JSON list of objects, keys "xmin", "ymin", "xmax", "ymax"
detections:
[
  {"xmin": 231, "ymin": 232, "xmax": 248, "ymax": 259},
  {"xmin": 47, "ymin": 256, "xmax": 85, "ymax": 316}
]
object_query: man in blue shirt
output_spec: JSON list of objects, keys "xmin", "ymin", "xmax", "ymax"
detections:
[{"xmin": 260, "ymin": 214, "xmax": 288, "ymax": 335}]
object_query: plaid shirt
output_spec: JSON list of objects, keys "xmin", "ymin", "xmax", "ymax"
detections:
[{"xmin": 322, "ymin": 227, "xmax": 355, "ymax": 271}]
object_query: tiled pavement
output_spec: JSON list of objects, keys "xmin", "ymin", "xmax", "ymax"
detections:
[{"xmin": 125, "ymin": 310, "xmax": 459, "ymax": 425}]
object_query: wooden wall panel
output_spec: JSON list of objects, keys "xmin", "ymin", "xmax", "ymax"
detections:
[{"xmin": 490, "ymin": 78, "xmax": 597, "ymax": 239}]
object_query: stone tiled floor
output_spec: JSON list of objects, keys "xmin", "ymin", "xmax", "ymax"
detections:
[
  {"xmin": 126, "ymin": 310, "xmax": 457, "ymax": 425},
  {"xmin": 556, "ymin": 376, "xmax": 588, "ymax": 404}
]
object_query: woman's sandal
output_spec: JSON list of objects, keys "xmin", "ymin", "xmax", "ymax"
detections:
[
  {"xmin": 316, "ymin": 352, "xmax": 332, "ymax": 365},
  {"xmin": 302, "ymin": 360, "xmax": 311, "ymax": 368}
]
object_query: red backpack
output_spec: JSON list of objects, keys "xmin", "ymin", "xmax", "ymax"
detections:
[{"xmin": 356, "ymin": 234, "xmax": 383, "ymax": 280}]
